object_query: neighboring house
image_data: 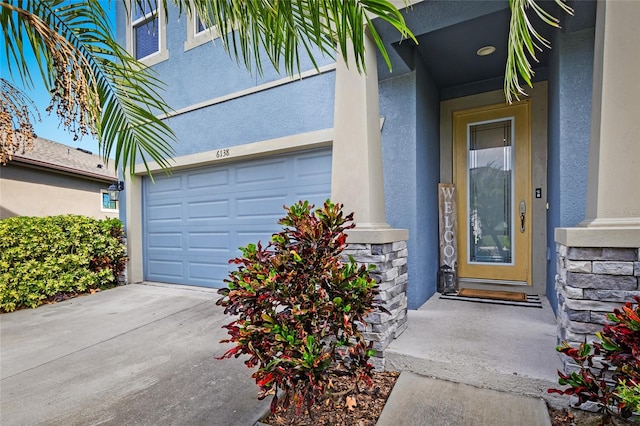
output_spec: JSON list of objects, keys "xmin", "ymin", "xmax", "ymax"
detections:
[
  {"xmin": 0, "ymin": 138, "xmax": 119, "ymax": 219},
  {"xmin": 117, "ymin": 0, "xmax": 639, "ymax": 367}
]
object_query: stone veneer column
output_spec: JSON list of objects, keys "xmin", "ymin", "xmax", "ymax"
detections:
[
  {"xmin": 343, "ymin": 241, "xmax": 409, "ymax": 370},
  {"xmin": 555, "ymin": 245, "xmax": 640, "ymax": 371},
  {"xmin": 555, "ymin": 0, "xmax": 640, "ymax": 374},
  {"xmin": 332, "ymin": 33, "xmax": 409, "ymax": 369}
]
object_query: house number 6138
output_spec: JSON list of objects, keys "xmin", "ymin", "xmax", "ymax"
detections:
[{"xmin": 216, "ymin": 149, "xmax": 230, "ymax": 158}]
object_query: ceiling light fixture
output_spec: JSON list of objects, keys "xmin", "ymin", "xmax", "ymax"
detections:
[{"xmin": 476, "ymin": 45, "xmax": 496, "ymax": 56}]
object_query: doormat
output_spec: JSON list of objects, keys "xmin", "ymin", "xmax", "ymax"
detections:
[
  {"xmin": 458, "ymin": 288, "xmax": 527, "ymax": 301},
  {"xmin": 439, "ymin": 290, "xmax": 542, "ymax": 308}
]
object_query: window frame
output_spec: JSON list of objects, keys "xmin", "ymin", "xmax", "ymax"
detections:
[
  {"xmin": 100, "ymin": 190, "xmax": 119, "ymax": 213},
  {"xmin": 126, "ymin": 0, "xmax": 169, "ymax": 66},
  {"xmin": 184, "ymin": 11, "xmax": 220, "ymax": 51}
]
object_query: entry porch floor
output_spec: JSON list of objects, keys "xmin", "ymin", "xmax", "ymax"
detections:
[{"xmin": 385, "ymin": 292, "xmax": 566, "ymax": 407}]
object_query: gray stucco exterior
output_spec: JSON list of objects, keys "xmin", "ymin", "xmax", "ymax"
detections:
[
  {"xmin": 379, "ymin": 54, "xmax": 441, "ymax": 308},
  {"xmin": 546, "ymin": 27, "xmax": 595, "ymax": 311},
  {"xmin": 164, "ymin": 75, "xmax": 335, "ymax": 156}
]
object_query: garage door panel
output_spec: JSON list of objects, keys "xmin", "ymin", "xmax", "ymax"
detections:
[
  {"xmin": 187, "ymin": 200, "xmax": 230, "ymax": 220},
  {"xmin": 295, "ymin": 183, "xmax": 334, "ymax": 202},
  {"xmin": 230, "ymin": 228, "xmax": 282, "ymax": 259},
  {"xmin": 235, "ymin": 195, "xmax": 289, "ymax": 220},
  {"xmin": 188, "ymin": 262, "xmax": 229, "ymax": 284},
  {"xmin": 187, "ymin": 169, "xmax": 229, "ymax": 189},
  {"xmin": 144, "ymin": 148, "xmax": 331, "ymax": 287},
  {"xmin": 236, "ymin": 231, "xmax": 279, "ymax": 249},
  {"xmin": 147, "ymin": 203, "xmax": 183, "ymax": 223},
  {"xmin": 147, "ymin": 175, "xmax": 182, "ymax": 194},
  {"xmin": 187, "ymin": 232, "xmax": 230, "ymax": 252},
  {"xmin": 295, "ymin": 152, "xmax": 332, "ymax": 181},
  {"xmin": 147, "ymin": 259, "xmax": 184, "ymax": 279},
  {"xmin": 236, "ymin": 159, "xmax": 288, "ymax": 185},
  {"xmin": 148, "ymin": 232, "xmax": 183, "ymax": 249}
]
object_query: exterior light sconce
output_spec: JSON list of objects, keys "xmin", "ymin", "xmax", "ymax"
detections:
[{"xmin": 107, "ymin": 181, "xmax": 125, "ymax": 202}]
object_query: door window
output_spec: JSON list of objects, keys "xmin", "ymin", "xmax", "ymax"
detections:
[{"xmin": 467, "ymin": 119, "xmax": 514, "ymax": 265}]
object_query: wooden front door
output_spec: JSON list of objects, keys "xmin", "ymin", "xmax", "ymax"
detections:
[{"xmin": 453, "ymin": 102, "xmax": 531, "ymax": 285}]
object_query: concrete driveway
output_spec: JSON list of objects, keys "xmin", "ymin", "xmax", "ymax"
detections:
[{"xmin": 0, "ymin": 283, "xmax": 269, "ymax": 426}]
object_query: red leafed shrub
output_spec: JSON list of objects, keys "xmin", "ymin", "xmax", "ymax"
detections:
[
  {"xmin": 549, "ymin": 296, "xmax": 640, "ymax": 421},
  {"xmin": 216, "ymin": 200, "xmax": 381, "ymax": 415}
]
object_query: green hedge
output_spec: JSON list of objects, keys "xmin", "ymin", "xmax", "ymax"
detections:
[{"xmin": 0, "ymin": 215, "xmax": 127, "ymax": 312}]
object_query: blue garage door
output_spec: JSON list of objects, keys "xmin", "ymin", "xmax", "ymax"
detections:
[{"xmin": 143, "ymin": 148, "xmax": 332, "ymax": 287}]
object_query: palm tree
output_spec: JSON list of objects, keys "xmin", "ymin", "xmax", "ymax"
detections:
[
  {"xmin": 1, "ymin": 0, "xmax": 176, "ymax": 173},
  {"xmin": 0, "ymin": 0, "xmax": 571, "ymax": 176}
]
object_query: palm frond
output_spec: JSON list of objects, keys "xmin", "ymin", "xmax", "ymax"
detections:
[
  {"xmin": 0, "ymin": 0, "xmax": 176, "ymax": 176},
  {"xmin": 189, "ymin": 0, "xmax": 416, "ymax": 76},
  {"xmin": 505, "ymin": 0, "xmax": 573, "ymax": 102}
]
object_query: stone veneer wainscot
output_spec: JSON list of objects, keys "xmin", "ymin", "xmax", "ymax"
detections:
[
  {"xmin": 342, "ymin": 240, "xmax": 409, "ymax": 371},
  {"xmin": 555, "ymin": 244, "xmax": 640, "ymax": 373}
]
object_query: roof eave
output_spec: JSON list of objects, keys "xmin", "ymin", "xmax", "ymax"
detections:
[{"xmin": 9, "ymin": 156, "xmax": 117, "ymax": 183}]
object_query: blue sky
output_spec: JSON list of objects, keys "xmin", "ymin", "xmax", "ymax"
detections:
[{"xmin": 1, "ymin": 1, "xmax": 116, "ymax": 156}]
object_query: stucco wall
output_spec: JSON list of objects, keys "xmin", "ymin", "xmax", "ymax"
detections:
[
  {"xmin": 0, "ymin": 165, "xmax": 118, "ymax": 219},
  {"xmin": 116, "ymin": 3, "xmax": 336, "ymax": 159},
  {"xmin": 164, "ymin": 73, "xmax": 335, "ymax": 156},
  {"xmin": 546, "ymin": 28, "xmax": 595, "ymax": 310},
  {"xmin": 131, "ymin": 6, "xmax": 333, "ymax": 112},
  {"xmin": 379, "ymin": 53, "xmax": 441, "ymax": 309},
  {"xmin": 380, "ymin": 73, "xmax": 417, "ymax": 306},
  {"xmin": 414, "ymin": 54, "xmax": 441, "ymax": 307}
]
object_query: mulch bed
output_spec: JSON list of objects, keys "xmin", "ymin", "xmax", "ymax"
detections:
[
  {"xmin": 259, "ymin": 371, "xmax": 399, "ymax": 426},
  {"xmin": 259, "ymin": 370, "xmax": 640, "ymax": 426}
]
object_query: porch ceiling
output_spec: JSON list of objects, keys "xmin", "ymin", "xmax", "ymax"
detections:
[
  {"xmin": 412, "ymin": 8, "xmax": 534, "ymax": 90},
  {"xmin": 374, "ymin": 0, "xmax": 596, "ymax": 94}
]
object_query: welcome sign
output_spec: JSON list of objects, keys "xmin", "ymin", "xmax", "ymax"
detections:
[{"xmin": 438, "ymin": 183, "xmax": 457, "ymax": 268}]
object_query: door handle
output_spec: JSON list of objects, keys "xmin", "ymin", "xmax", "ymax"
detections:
[{"xmin": 519, "ymin": 200, "xmax": 526, "ymax": 233}]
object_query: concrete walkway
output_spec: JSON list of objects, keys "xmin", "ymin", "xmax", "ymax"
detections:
[
  {"xmin": 1, "ymin": 284, "xmax": 560, "ymax": 425},
  {"xmin": 377, "ymin": 372, "xmax": 551, "ymax": 426},
  {"xmin": 385, "ymin": 293, "xmax": 564, "ymax": 407},
  {"xmin": 0, "ymin": 283, "xmax": 269, "ymax": 425}
]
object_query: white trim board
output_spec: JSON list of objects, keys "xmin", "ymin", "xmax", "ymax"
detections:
[{"xmin": 134, "ymin": 127, "xmax": 334, "ymax": 175}]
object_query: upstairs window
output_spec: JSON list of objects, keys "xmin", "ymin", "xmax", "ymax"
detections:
[
  {"xmin": 132, "ymin": 3, "xmax": 159, "ymax": 59},
  {"xmin": 184, "ymin": 11, "xmax": 219, "ymax": 51},
  {"xmin": 195, "ymin": 16, "xmax": 207, "ymax": 36},
  {"xmin": 127, "ymin": 1, "xmax": 168, "ymax": 66}
]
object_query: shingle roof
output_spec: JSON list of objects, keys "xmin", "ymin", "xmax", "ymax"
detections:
[{"xmin": 11, "ymin": 137, "xmax": 117, "ymax": 181}]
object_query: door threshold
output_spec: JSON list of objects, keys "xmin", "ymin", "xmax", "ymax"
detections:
[
  {"xmin": 439, "ymin": 292, "xmax": 543, "ymax": 308},
  {"xmin": 458, "ymin": 277, "xmax": 528, "ymax": 286}
]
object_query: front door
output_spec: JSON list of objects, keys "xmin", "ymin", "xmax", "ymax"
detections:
[{"xmin": 453, "ymin": 102, "xmax": 531, "ymax": 285}]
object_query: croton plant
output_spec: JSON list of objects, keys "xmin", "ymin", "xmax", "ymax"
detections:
[
  {"xmin": 550, "ymin": 296, "xmax": 640, "ymax": 421},
  {"xmin": 216, "ymin": 200, "xmax": 382, "ymax": 414}
]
